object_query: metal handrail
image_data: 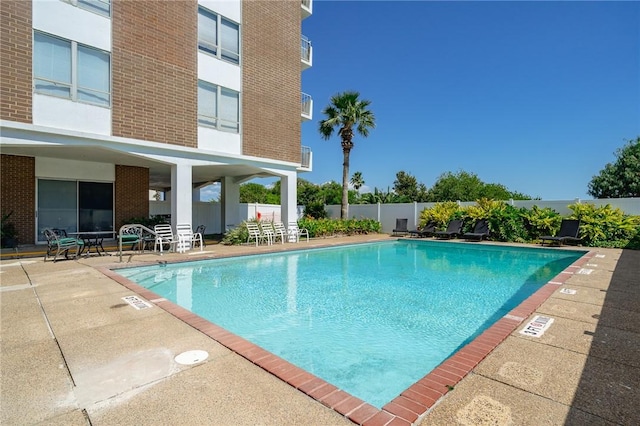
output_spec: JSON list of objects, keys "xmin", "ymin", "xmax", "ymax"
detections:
[
  {"xmin": 301, "ymin": 35, "xmax": 311, "ymax": 63},
  {"xmin": 301, "ymin": 146, "xmax": 311, "ymax": 168},
  {"xmin": 301, "ymin": 92, "xmax": 312, "ymax": 116},
  {"xmin": 118, "ymin": 224, "xmax": 156, "ymax": 262}
]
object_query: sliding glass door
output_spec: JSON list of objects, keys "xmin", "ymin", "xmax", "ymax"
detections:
[
  {"xmin": 79, "ymin": 181, "xmax": 113, "ymax": 232},
  {"xmin": 37, "ymin": 179, "xmax": 113, "ymax": 241}
]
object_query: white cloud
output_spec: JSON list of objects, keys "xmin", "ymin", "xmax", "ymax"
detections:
[{"xmin": 200, "ymin": 183, "xmax": 221, "ymax": 201}]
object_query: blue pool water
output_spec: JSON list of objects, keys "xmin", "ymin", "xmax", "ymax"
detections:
[{"xmin": 116, "ymin": 240, "xmax": 584, "ymax": 408}]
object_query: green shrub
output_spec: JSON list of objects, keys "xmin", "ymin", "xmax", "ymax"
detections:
[
  {"xmin": 418, "ymin": 201, "xmax": 460, "ymax": 229},
  {"xmin": 122, "ymin": 215, "xmax": 168, "ymax": 229},
  {"xmin": 485, "ymin": 204, "xmax": 529, "ymax": 243},
  {"xmin": 1, "ymin": 211, "xmax": 17, "ymax": 248},
  {"xmin": 568, "ymin": 203, "xmax": 640, "ymax": 248},
  {"xmin": 303, "ymin": 202, "xmax": 328, "ymax": 219},
  {"xmin": 221, "ymin": 218, "xmax": 382, "ymax": 245},
  {"xmin": 221, "ymin": 220, "xmax": 251, "ymax": 245},
  {"xmin": 522, "ymin": 205, "xmax": 561, "ymax": 239},
  {"xmin": 298, "ymin": 218, "xmax": 381, "ymax": 238}
]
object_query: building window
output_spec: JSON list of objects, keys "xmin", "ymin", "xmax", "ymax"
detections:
[
  {"xmin": 37, "ymin": 179, "xmax": 114, "ymax": 242},
  {"xmin": 198, "ymin": 81, "xmax": 240, "ymax": 133},
  {"xmin": 198, "ymin": 6, "xmax": 240, "ymax": 64},
  {"xmin": 34, "ymin": 31, "xmax": 110, "ymax": 107},
  {"xmin": 63, "ymin": 0, "xmax": 111, "ymax": 17}
]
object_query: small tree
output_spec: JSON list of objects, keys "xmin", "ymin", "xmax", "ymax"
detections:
[
  {"xmin": 350, "ymin": 171, "xmax": 365, "ymax": 191},
  {"xmin": 588, "ymin": 137, "xmax": 640, "ymax": 198},
  {"xmin": 393, "ymin": 171, "xmax": 420, "ymax": 202}
]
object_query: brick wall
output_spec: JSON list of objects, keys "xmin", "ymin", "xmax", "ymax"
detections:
[
  {"xmin": 115, "ymin": 165, "xmax": 149, "ymax": 228},
  {"xmin": 111, "ymin": 0, "xmax": 197, "ymax": 147},
  {"xmin": 1, "ymin": 155, "xmax": 35, "ymax": 245},
  {"xmin": 242, "ymin": 0, "xmax": 301, "ymax": 163},
  {"xmin": 0, "ymin": 0, "xmax": 32, "ymax": 123}
]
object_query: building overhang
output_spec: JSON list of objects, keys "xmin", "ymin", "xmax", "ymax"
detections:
[{"xmin": 1, "ymin": 120, "xmax": 300, "ymax": 189}]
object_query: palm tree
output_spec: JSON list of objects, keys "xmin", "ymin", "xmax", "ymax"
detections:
[
  {"xmin": 350, "ymin": 171, "xmax": 365, "ymax": 192},
  {"xmin": 319, "ymin": 91, "xmax": 375, "ymax": 219}
]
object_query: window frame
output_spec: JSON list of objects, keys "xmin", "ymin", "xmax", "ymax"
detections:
[
  {"xmin": 65, "ymin": 0, "xmax": 111, "ymax": 17},
  {"xmin": 197, "ymin": 6, "xmax": 240, "ymax": 65},
  {"xmin": 198, "ymin": 80, "xmax": 240, "ymax": 133},
  {"xmin": 33, "ymin": 31, "xmax": 111, "ymax": 108}
]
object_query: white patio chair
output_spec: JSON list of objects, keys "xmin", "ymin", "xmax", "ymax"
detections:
[
  {"xmin": 259, "ymin": 221, "xmax": 275, "ymax": 245},
  {"xmin": 176, "ymin": 223, "xmax": 203, "ymax": 253},
  {"xmin": 287, "ymin": 222, "xmax": 309, "ymax": 243},
  {"xmin": 246, "ymin": 222, "xmax": 270, "ymax": 246},
  {"xmin": 154, "ymin": 224, "xmax": 178, "ymax": 254},
  {"xmin": 272, "ymin": 221, "xmax": 287, "ymax": 244}
]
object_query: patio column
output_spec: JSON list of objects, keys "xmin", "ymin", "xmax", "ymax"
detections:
[
  {"xmin": 221, "ymin": 177, "xmax": 240, "ymax": 232},
  {"xmin": 280, "ymin": 171, "xmax": 297, "ymax": 226},
  {"xmin": 170, "ymin": 163, "xmax": 192, "ymax": 229}
]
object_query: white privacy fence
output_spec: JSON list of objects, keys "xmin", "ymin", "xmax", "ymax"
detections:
[
  {"xmin": 149, "ymin": 198, "xmax": 639, "ymax": 234},
  {"xmin": 326, "ymin": 198, "xmax": 640, "ymax": 233}
]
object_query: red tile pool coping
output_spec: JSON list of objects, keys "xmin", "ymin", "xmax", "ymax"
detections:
[{"xmin": 99, "ymin": 248, "xmax": 595, "ymax": 426}]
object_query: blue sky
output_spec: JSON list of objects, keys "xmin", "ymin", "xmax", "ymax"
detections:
[
  {"xmin": 201, "ymin": 0, "xmax": 639, "ymax": 202},
  {"xmin": 298, "ymin": 0, "xmax": 640, "ymax": 200}
]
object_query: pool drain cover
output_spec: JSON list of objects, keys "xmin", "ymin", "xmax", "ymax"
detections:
[{"xmin": 175, "ymin": 350, "xmax": 209, "ymax": 365}]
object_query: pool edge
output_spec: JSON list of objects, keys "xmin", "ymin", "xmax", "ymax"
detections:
[{"xmin": 98, "ymin": 249, "xmax": 595, "ymax": 426}]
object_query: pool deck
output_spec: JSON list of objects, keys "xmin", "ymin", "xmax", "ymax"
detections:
[{"xmin": 1, "ymin": 235, "xmax": 638, "ymax": 425}]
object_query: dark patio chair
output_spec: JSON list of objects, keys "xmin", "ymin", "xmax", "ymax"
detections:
[
  {"xmin": 462, "ymin": 219, "xmax": 490, "ymax": 241},
  {"xmin": 43, "ymin": 228, "xmax": 84, "ymax": 262},
  {"xmin": 408, "ymin": 221, "xmax": 437, "ymax": 238},
  {"xmin": 194, "ymin": 224, "xmax": 206, "ymax": 247},
  {"xmin": 540, "ymin": 219, "xmax": 581, "ymax": 246},
  {"xmin": 434, "ymin": 219, "xmax": 464, "ymax": 240},
  {"xmin": 392, "ymin": 218, "xmax": 409, "ymax": 236}
]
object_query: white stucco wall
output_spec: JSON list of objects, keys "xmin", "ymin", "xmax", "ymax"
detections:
[
  {"xmin": 32, "ymin": 0, "xmax": 111, "ymax": 51},
  {"xmin": 35, "ymin": 157, "xmax": 115, "ymax": 181}
]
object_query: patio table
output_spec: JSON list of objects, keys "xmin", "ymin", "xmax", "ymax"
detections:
[{"xmin": 69, "ymin": 231, "xmax": 115, "ymax": 256}]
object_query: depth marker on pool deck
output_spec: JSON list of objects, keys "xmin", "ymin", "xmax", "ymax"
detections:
[
  {"xmin": 122, "ymin": 295, "xmax": 153, "ymax": 310},
  {"xmin": 519, "ymin": 315, "xmax": 554, "ymax": 337}
]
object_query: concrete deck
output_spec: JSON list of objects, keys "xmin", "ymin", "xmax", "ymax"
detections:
[{"xmin": 1, "ymin": 236, "xmax": 638, "ymax": 425}]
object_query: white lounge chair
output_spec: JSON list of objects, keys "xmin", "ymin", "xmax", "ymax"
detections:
[
  {"xmin": 246, "ymin": 222, "xmax": 270, "ymax": 246},
  {"xmin": 154, "ymin": 224, "xmax": 178, "ymax": 254},
  {"xmin": 272, "ymin": 221, "xmax": 287, "ymax": 244},
  {"xmin": 176, "ymin": 223, "xmax": 203, "ymax": 252},
  {"xmin": 288, "ymin": 222, "xmax": 309, "ymax": 242},
  {"xmin": 259, "ymin": 221, "xmax": 275, "ymax": 245}
]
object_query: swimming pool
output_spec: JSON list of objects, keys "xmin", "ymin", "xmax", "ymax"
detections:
[{"xmin": 116, "ymin": 240, "xmax": 585, "ymax": 408}]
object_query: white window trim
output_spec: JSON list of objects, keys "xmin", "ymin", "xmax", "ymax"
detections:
[
  {"xmin": 198, "ymin": 81, "xmax": 240, "ymax": 134},
  {"xmin": 34, "ymin": 31, "xmax": 111, "ymax": 108},
  {"xmin": 198, "ymin": 6, "xmax": 240, "ymax": 65},
  {"xmin": 63, "ymin": 0, "xmax": 111, "ymax": 17}
]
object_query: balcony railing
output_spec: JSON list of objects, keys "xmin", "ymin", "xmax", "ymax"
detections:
[
  {"xmin": 301, "ymin": 0, "xmax": 312, "ymax": 19},
  {"xmin": 301, "ymin": 145, "xmax": 311, "ymax": 169},
  {"xmin": 301, "ymin": 35, "xmax": 312, "ymax": 69},
  {"xmin": 301, "ymin": 92, "xmax": 312, "ymax": 121}
]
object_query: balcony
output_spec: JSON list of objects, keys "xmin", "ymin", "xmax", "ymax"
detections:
[
  {"xmin": 300, "ymin": 145, "xmax": 312, "ymax": 170},
  {"xmin": 301, "ymin": 0, "xmax": 312, "ymax": 19},
  {"xmin": 301, "ymin": 92, "xmax": 312, "ymax": 121},
  {"xmin": 301, "ymin": 35, "xmax": 312, "ymax": 70}
]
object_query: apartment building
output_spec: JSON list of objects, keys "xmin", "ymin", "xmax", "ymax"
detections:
[{"xmin": 0, "ymin": 0, "xmax": 314, "ymax": 245}]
